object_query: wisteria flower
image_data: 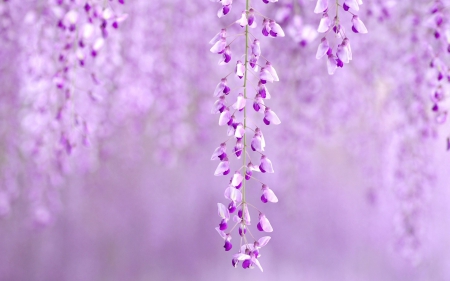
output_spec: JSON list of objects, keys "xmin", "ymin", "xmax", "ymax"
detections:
[
  {"xmin": 216, "ymin": 227, "xmax": 233, "ymax": 251},
  {"xmin": 236, "ymin": 11, "xmax": 248, "ymax": 27},
  {"xmin": 251, "ymin": 128, "xmax": 266, "ymax": 152},
  {"xmin": 316, "ymin": 37, "xmax": 329, "ymax": 59},
  {"xmin": 351, "ymin": 16, "xmax": 368, "ymax": 34},
  {"xmin": 219, "ymin": 46, "xmax": 232, "ymax": 65},
  {"xmin": 318, "ymin": 13, "xmax": 331, "ymax": 33},
  {"xmin": 210, "ymin": 38, "xmax": 227, "ymax": 54},
  {"xmin": 224, "ymin": 184, "xmax": 242, "ymax": 202},
  {"xmin": 233, "ymin": 92, "xmax": 246, "ymax": 111},
  {"xmin": 219, "ymin": 108, "xmax": 231, "ymax": 126},
  {"xmin": 209, "ymin": 29, "xmax": 227, "ymax": 45},
  {"xmin": 257, "ymin": 213, "xmax": 273, "ymax": 232},
  {"xmin": 218, "ymin": 203, "xmax": 230, "ymax": 230},
  {"xmin": 263, "ymin": 107, "xmax": 281, "ymax": 125},
  {"xmin": 235, "ymin": 60, "xmax": 245, "ymax": 79},
  {"xmin": 259, "ymin": 155, "xmax": 274, "ymax": 173},
  {"xmin": 215, "ymin": 157, "xmax": 230, "ymax": 176},
  {"xmin": 261, "ymin": 184, "xmax": 278, "ymax": 203},
  {"xmin": 269, "ymin": 20, "xmax": 285, "ymax": 37},
  {"xmin": 314, "ymin": 0, "xmax": 328, "ymax": 14},
  {"xmin": 211, "ymin": 143, "xmax": 227, "ymax": 160}
]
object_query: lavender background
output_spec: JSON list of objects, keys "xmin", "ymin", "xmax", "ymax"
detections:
[{"xmin": 1, "ymin": 0, "xmax": 450, "ymax": 280}]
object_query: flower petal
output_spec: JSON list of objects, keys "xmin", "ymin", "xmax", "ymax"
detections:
[{"xmin": 314, "ymin": 0, "xmax": 328, "ymax": 13}]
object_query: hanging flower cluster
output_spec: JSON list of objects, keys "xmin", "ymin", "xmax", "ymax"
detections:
[
  {"xmin": 0, "ymin": 0, "xmax": 127, "ymax": 224},
  {"xmin": 427, "ymin": 0, "xmax": 450, "ymax": 127},
  {"xmin": 210, "ymin": 0, "xmax": 283, "ymax": 272},
  {"xmin": 314, "ymin": 0, "xmax": 368, "ymax": 75}
]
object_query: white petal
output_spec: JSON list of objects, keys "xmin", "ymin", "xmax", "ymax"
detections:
[
  {"xmin": 316, "ymin": 38, "xmax": 329, "ymax": 59},
  {"xmin": 214, "ymin": 161, "xmax": 229, "ymax": 176},
  {"xmin": 217, "ymin": 203, "xmax": 230, "ymax": 219},
  {"xmin": 234, "ymin": 253, "xmax": 251, "ymax": 261},
  {"xmin": 265, "ymin": 64, "xmax": 279, "ymax": 81},
  {"xmin": 211, "ymin": 144, "xmax": 225, "ymax": 160},
  {"xmin": 337, "ymin": 44, "xmax": 349, "ymax": 63},
  {"xmin": 215, "ymin": 227, "xmax": 227, "ymax": 239},
  {"xmin": 257, "ymin": 236, "xmax": 271, "ymax": 247},
  {"xmin": 252, "ymin": 257, "xmax": 263, "ymax": 272},
  {"xmin": 236, "ymin": 12, "xmax": 247, "ymax": 27},
  {"xmin": 265, "ymin": 109, "xmax": 281, "ymax": 125},
  {"xmin": 219, "ymin": 109, "xmax": 231, "ymax": 126},
  {"xmin": 260, "ymin": 68, "xmax": 274, "ymax": 83},
  {"xmin": 344, "ymin": 0, "xmax": 359, "ymax": 11},
  {"xmin": 231, "ymin": 172, "xmax": 243, "ymax": 187},
  {"xmin": 264, "ymin": 188, "xmax": 279, "ymax": 203},
  {"xmin": 314, "ymin": 0, "xmax": 328, "ymax": 14},
  {"xmin": 318, "ymin": 14, "xmax": 331, "ymax": 33},
  {"xmin": 233, "ymin": 94, "xmax": 246, "ymax": 110},
  {"xmin": 210, "ymin": 39, "xmax": 226, "ymax": 53},
  {"xmin": 213, "ymin": 81, "xmax": 225, "ymax": 97},
  {"xmin": 83, "ymin": 23, "xmax": 94, "ymax": 39},
  {"xmin": 234, "ymin": 123, "xmax": 245, "ymax": 139},
  {"xmin": 327, "ymin": 56, "xmax": 337, "ymax": 75},
  {"xmin": 93, "ymin": 38, "xmax": 105, "ymax": 51},
  {"xmin": 260, "ymin": 215, "xmax": 273, "ymax": 232},
  {"xmin": 352, "ymin": 16, "xmax": 368, "ymax": 33}
]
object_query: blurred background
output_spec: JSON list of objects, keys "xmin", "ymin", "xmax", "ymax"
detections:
[{"xmin": 1, "ymin": 0, "xmax": 450, "ymax": 280}]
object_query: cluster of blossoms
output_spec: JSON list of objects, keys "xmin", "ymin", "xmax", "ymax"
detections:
[
  {"xmin": 0, "ymin": 0, "xmax": 127, "ymax": 224},
  {"xmin": 426, "ymin": 1, "xmax": 450, "ymax": 132},
  {"xmin": 210, "ymin": 0, "xmax": 282, "ymax": 271},
  {"xmin": 314, "ymin": 0, "xmax": 368, "ymax": 75}
]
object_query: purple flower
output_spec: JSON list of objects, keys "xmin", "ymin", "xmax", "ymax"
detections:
[
  {"xmin": 265, "ymin": 62, "xmax": 279, "ymax": 82},
  {"xmin": 263, "ymin": 107, "xmax": 281, "ymax": 125},
  {"xmin": 219, "ymin": 107, "xmax": 231, "ymax": 126},
  {"xmin": 352, "ymin": 16, "xmax": 368, "ymax": 34},
  {"xmin": 219, "ymin": 46, "xmax": 232, "ymax": 65},
  {"xmin": 234, "ymin": 138, "xmax": 243, "ymax": 158},
  {"xmin": 224, "ymin": 184, "xmax": 242, "ymax": 202},
  {"xmin": 258, "ymin": 81, "xmax": 271, "ymax": 99},
  {"xmin": 214, "ymin": 157, "xmax": 230, "ymax": 176},
  {"xmin": 231, "ymin": 171, "xmax": 244, "ymax": 187},
  {"xmin": 211, "ymin": 143, "xmax": 227, "ymax": 160},
  {"xmin": 257, "ymin": 213, "xmax": 273, "ymax": 232},
  {"xmin": 211, "ymin": 96, "xmax": 227, "ymax": 114},
  {"xmin": 253, "ymin": 94, "xmax": 264, "ymax": 112},
  {"xmin": 269, "ymin": 20, "xmax": 285, "ymax": 37},
  {"xmin": 262, "ymin": 19, "xmax": 271, "ymax": 36},
  {"xmin": 209, "ymin": 29, "xmax": 227, "ymax": 45},
  {"xmin": 251, "ymin": 128, "xmax": 266, "ymax": 152},
  {"xmin": 210, "ymin": 38, "xmax": 227, "ymax": 54},
  {"xmin": 236, "ymin": 11, "xmax": 248, "ymax": 27},
  {"xmin": 314, "ymin": 0, "xmax": 328, "ymax": 14},
  {"xmin": 251, "ymin": 39, "xmax": 261, "ymax": 57},
  {"xmin": 234, "ymin": 123, "xmax": 245, "ymax": 139},
  {"xmin": 327, "ymin": 52, "xmax": 338, "ymax": 75},
  {"xmin": 344, "ymin": 0, "xmax": 360, "ymax": 11},
  {"xmin": 247, "ymin": 9, "xmax": 256, "ymax": 27},
  {"xmin": 316, "ymin": 37, "xmax": 329, "ymax": 59},
  {"xmin": 259, "ymin": 155, "xmax": 274, "ymax": 173},
  {"xmin": 261, "ymin": 184, "xmax": 278, "ymax": 203},
  {"xmin": 260, "ymin": 67, "xmax": 274, "ymax": 83},
  {"xmin": 318, "ymin": 13, "xmax": 331, "ymax": 33},
  {"xmin": 232, "ymin": 92, "xmax": 246, "ymax": 111},
  {"xmin": 235, "ymin": 60, "xmax": 245, "ymax": 79}
]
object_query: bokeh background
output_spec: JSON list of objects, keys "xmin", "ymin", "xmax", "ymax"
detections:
[{"xmin": 1, "ymin": 0, "xmax": 450, "ymax": 280}]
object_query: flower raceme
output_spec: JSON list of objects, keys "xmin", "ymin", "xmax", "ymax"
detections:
[
  {"xmin": 313, "ymin": 0, "xmax": 367, "ymax": 75},
  {"xmin": 209, "ymin": 0, "xmax": 282, "ymax": 272}
]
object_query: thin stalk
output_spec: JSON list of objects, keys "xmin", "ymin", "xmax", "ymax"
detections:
[{"xmin": 242, "ymin": 0, "xmax": 250, "ymax": 204}]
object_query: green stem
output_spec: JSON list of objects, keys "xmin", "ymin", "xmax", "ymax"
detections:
[{"xmin": 243, "ymin": 0, "xmax": 250, "ymax": 204}]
